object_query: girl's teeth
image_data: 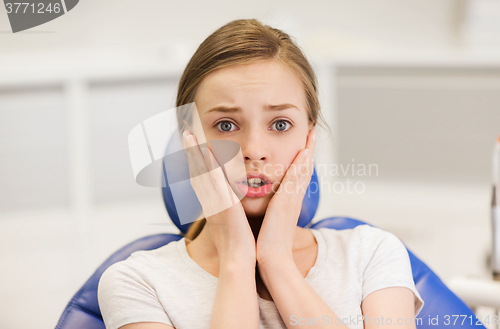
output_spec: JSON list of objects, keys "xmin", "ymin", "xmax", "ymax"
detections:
[{"xmin": 243, "ymin": 178, "xmax": 267, "ymax": 188}]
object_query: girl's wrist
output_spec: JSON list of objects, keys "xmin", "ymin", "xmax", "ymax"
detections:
[
  {"xmin": 257, "ymin": 251, "xmax": 294, "ymax": 274},
  {"xmin": 257, "ymin": 256, "xmax": 297, "ymax": 287},
  {"xmin": 219, "ymin": 257, "xmax": 256, "ymax": 276},
  {"xmin": 219, "ymin": 251, "xmax": 256, "ymax": 269},
  {"xmin": 257, "ymin": 246, "xmax": 293, "ymax": 268}
]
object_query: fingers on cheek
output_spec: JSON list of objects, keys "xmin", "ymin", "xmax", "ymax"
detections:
[
  {"xmin": 303, "ymin": 153, "xmax": 313, "ymax": 177},
  {"xmin": 288, "ymin": 169, "xmax": 300, "ymax": 185}
]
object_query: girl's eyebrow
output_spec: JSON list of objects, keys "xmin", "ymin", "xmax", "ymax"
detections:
[{"xmin": 205, "ymin": 103, "xmax": 299, "ymax": 114}]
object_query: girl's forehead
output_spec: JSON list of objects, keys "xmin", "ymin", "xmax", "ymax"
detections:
[{"xmin": 197, "ymin": 61, "xmax": 306, "ymax": 114}]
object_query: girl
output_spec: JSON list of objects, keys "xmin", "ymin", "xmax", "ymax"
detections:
[{"xmin": 98, "ymin": 18, "xmax": 424, "ymax": 329}]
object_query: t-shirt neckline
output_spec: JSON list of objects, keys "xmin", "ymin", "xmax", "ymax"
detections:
[{"xmin": 176, "ymin": 228, "xmax": 327, "ymax": 302}]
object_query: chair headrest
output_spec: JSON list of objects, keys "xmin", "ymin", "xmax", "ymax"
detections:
[{"xmin": 161, "ymin": 131, "xmax": 320, "ymax": 234}]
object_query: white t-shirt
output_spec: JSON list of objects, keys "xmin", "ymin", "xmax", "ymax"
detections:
[{"xmin": 98, "ymin": 224, "xmax": 424, "ymax": 329}]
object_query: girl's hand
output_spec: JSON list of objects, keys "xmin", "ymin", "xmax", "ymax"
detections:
[
  {"xmin": 256, "ymin": 127, "xmax": 316, "ymax": 266},
  {"xmin": 182, "ymin": 130, "xmax": 256, "ymax": 266}
]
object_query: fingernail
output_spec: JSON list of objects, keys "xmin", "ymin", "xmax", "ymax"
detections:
[
  {"xmin": 312, "ymin": 129, "xmax": 316, "ymax": 141},
  {"xmin": 303, "ymin": 149, "xmax": 309, "ymax": 157},
  {"xmin": 183, "ymin": 131, "xmax": 189, "ymax": 140}
]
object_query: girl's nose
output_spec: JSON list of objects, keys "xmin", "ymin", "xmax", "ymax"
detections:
[{"xmin": 240, "ymin": 130, "xmax": 268, "ymax": 163}]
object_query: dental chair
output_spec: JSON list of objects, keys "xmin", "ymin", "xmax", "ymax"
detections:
[{"xmin": 55, "ymin": 134, "xmax": 486, "ymax": 329}]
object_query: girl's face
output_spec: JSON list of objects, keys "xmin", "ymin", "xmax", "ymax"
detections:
[{"xmin": 194, "ymin": 59, "xmax": 312, "ymax": 218}]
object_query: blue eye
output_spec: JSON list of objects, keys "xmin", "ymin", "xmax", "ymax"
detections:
[
  {"xmin": 215, "ymin": 120, "xmax": 236, "ymax": 133},
  {"xmin": 273, "ymin": 120, "xmax": 291, "ymax": 133}
]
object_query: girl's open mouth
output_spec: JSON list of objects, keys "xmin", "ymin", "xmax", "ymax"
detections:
[{"xmin": 236, "ymin": 178, "xmax": 273, "ymax": 198}]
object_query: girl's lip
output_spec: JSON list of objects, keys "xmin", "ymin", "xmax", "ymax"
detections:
[
  {"xmin": 236, "ymin": 181, "xmax": 273, "ymax": 198},
  {"xmin": 232, "ymin": 172, "xmax": 275, "ymax": 198}
]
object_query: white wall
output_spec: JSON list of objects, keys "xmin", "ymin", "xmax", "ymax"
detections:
[{"xmin": 0, "ymin": 0, "xmax": 458, "ymax": 56}]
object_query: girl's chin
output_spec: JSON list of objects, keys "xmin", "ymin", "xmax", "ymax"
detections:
[{"xmin": 240, "ymin": 197, "xmax": 270, "ymax": 217}]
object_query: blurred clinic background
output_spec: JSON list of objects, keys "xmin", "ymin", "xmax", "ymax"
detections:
[{"xmin": 1, "ymin": 1, "xmax": 500, "ymax": 328}]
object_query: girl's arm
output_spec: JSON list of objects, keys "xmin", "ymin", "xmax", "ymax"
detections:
[
  {"xmin": 210, "ymin": 258, "xmax": 259, "ymax": 329},
  {"xmin": 255, "ymin": 127, "xmax": 350, "ymax": 327},
  {"xmin": 361, "ymin": 286, "xmax": 417, "ymax": 329},
  {"xmin": 183, "ymin": 131, "xmax": 260, "ymax": 329},
  {"xmin": 256, "ymin": 127, "xmax": 340, "ymax": 328}
]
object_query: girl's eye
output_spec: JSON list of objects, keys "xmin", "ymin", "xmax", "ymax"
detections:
[
  {"xmin": 215, "ymin": 120, "xmax": 237, "ymax": 133},
  {"xmin": 214, "ymin": 119, "xmax": 292, "ymax": 133},
  {"xmin": 272, "ymin": 120, "xmax": 292, "ymax": 133}
]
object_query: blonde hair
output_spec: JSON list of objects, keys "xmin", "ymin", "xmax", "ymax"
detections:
[{"xmin": 176, "ymin": 18, "xmax": 330, "ymax": 241}]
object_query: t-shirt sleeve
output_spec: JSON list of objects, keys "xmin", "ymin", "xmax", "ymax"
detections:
[
  {"xmin": 357, "ymin": 225, "xmax": 424, "ymax": 317},
  {"xmin": 97, "ymin": 253, "xmax": 174, "ymax": 329}
]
